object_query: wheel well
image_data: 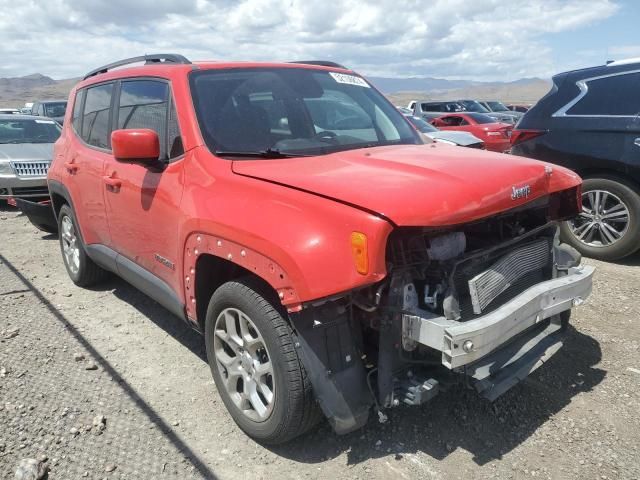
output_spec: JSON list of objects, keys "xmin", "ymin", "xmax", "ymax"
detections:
[
  {"xmin": 194, "ymin": 254, "xmax": 281, "ymax": 330},
  {"xmin": 50, "ymin": 192, "xmax": 67, "ymax": 217},
  {"xmin": 575, "ymin": 169, "xmax": 640, "ymax": 193}
]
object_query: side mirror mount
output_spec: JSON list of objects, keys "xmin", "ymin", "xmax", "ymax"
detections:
[{"xmin": 111, "ymin": 129, "xmax": 159, "ymax": 163}]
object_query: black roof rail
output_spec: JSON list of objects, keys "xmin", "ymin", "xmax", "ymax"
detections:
[
  {"xmin": 289, "ymin": 60, "xmax": 348, "ymax": 69},
  {"xmin": 83, "ymin": 54, "xmax": 192, "ymax": 80}
]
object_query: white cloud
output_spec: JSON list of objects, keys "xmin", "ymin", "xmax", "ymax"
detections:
[{"xmin": 0, "ymin": 0, "xmax": 619, "ymax": 80}]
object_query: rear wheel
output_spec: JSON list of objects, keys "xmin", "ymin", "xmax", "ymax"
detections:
[
  {"xmin": 204, "ymin": 278, "xmax": 321, "ymax": 444},
  {"xmin": 560, "ymin": 177, "xmax": 640, "ymax": 261},
  {"xmin": 57, "ymin": 204, "xmax": 107, "ymax": 286}
]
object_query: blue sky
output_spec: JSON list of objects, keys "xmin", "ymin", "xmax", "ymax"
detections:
[
  {"xmin": 549, "ymin": 0, "xmax": 639, "ymax": 72},
  {"xmin": 0, "ymin": 0, "xmax": 636, "ymax": 81}
]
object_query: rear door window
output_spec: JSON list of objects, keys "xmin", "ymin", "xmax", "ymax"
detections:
[
  {"xmin": 567, "ymin": 72, "xmax": 640, "ymax": 116},
  {"xmin": 82, "ymin": 83, "xmax": 114, "ymax": 149}
]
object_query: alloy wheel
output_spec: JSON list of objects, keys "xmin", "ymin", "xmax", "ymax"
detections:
[
  {"xmin": 61, "ymin": 215, "xmax": 80, "ymax": 275},
  {"xmin": 568, "ymin": 189, "xmax": 630, "ymax": 248},
  {"xmin": 213, "ymin": 307, "xmax": 275, "ymax": 422}
]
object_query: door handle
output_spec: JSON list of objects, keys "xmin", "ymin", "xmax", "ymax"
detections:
[
  {"xmin": 64, "ymin": 161, "xmax": 78, "ymax": 173},
  {"xmin": 102, "ymin": 175, "xmax": 122, "ymax": 190},
  {"xmin": 634, "ymin": 138, "xmax": 640, "ymax": 147}
]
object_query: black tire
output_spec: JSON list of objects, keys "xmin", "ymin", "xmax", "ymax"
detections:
[
  {"xmin": 57, "ymin": 204, "xmax": 107, "ymax": 287},
  {"xmin": 560, "ymin": 177, "xmax": 640, "ymax": 261},
  {"xmin": 204, "ymin": 278, "xmax": 322, "ymax": 444}
]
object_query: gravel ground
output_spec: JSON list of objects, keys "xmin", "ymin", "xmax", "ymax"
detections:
[{"xmin": 1, "ymin": 205, "xmax": 639, "ymax": 480}]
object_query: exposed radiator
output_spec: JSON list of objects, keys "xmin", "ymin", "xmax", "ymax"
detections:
[{"xmin": 468, "ymin": 239, "xmax": 550, "ymax": 315}]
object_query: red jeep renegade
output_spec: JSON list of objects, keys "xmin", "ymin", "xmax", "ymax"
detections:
[{"xmin": 39, "ymin": 54, "xmax": 593, "ymax": 443}]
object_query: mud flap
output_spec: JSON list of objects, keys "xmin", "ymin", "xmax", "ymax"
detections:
[
  {"xmin": 291, "ymin": 304, "xmax": 372, "ymax": 434},
  {"xmin": 465, "ymin": 318, "xmax": 565, "ymax": 401},
  {"xmin": 15, "ymin": 198, "xmax": 58, "ymax": 234}
]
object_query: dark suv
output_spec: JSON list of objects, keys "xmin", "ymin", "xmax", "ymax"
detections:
[{"xmin": 511, "ymin": 59, "xmax": 640, "ymax": 261}]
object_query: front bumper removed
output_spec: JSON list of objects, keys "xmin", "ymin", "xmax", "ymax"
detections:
[{"xmin": 401, "ymin": 265, "xmax": 594, "ymax": 398}]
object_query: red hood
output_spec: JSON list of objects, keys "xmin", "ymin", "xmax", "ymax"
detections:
[{"xmin": 231, "ymin": 144, "xmax": 581, "ymax": 226}]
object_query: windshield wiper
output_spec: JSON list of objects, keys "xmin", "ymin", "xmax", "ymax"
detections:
[{"xmin": 215, "ymin": 148, "xmax": 313, "ymax": 159}]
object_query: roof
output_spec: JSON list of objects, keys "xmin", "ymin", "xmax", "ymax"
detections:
[
  {"xmin": 78, "ymin": 54, "xmax": 352, "ymax": 88},
  {"xmin": 0, "ymin": 114, "xmax": 46, "ymax": 120},
  {"xmin": 33, "ymin": 99, "xmax": 67, "ymax": 104}
]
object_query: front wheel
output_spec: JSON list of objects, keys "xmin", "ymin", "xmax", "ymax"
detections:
[
  {"xmin": 560, "ymin": 177, "xmax": 640, "ymax": 261},
  {"xmin": 204, "ymin": 278, "xmax": 321, "ymax": 444}
]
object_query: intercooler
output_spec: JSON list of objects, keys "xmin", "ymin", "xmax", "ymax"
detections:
[{"xmin": 467, "ymin": 239, "xmax": 551, "ymax": 315}]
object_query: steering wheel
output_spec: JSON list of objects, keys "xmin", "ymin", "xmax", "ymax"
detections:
[{"xmin": 313, "ymin": 130, "xmax": 338, "ymax": 144}]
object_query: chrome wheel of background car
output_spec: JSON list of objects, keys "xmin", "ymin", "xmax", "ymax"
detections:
[
  {"xmin": 213, "ymin": 307, "xmax": 275, "ymax": 422},
  {"xmin": 568, "ymin": 189, "xmax": 630, "ymax": 247},
  {"xmin": 60, "ymin": 215, "xmax": 80, "ymax": 274}
]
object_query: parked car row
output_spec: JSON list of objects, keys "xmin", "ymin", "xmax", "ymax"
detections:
[{"xmin": 408, "ymin": 99, "xmax": 522, "ymax": 124}]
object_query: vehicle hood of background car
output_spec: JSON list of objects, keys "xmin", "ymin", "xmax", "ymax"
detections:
[
  {"xmin": 231, "ymin": 144, "xmax": 581, "ymax": 227},
  {"xmin": 0, "ymin": 143, "xmax": 54, "ymax": 161},
  {"xmin": 486, "ymin": 112, "xmax": 520, "ymax": 124},
  {"xmin": 427, "ymin": 131, "xmax": 484, "ymax": 146}
]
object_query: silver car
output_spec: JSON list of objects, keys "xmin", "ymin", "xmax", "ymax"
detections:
[
  {"xmin": 403, "ymin": 114, "xmax": 485, "ymax": 148},
  {"xmin": 0, "ymin": 114, "xmax": 60, "ymax": 199}
]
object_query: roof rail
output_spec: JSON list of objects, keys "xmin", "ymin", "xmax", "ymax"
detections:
[
  {"xmin": 83, "ymin": 54, "xmax": 192, "ymax": 80},
  {"xmin": 606, "ymin": 56, "xmax": 640, "ymax": 67},
  {"xmin": 289, "ymin": 60, "xmax": 348, "ymax": 69}
]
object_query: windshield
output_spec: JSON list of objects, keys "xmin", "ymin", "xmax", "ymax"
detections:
[
  {"xmin": 0, "ymin": 118, "xmax": 61, "ymax": 143},
  {"xmin": 458, "ymin": 100, "xmax": 490, "ymax": 113},
  {"xmin": 190, "ymin": 68, "xmax": 421, "ymax": 157},
  {"xmin": 467, "ymin": 113, "xmax": 497, "ymax": 124},
  {"xmin": 406, "ymin": 115, "xmax": 438, "ymax": 133},
  {"xmin": 44, "ymin": 102, "xmax": 67, "ymax": 118},
  {"xmin": 487, "ymin": 101, "xmax": 508, "ymax": 111}
]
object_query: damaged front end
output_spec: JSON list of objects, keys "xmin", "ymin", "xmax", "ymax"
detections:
[{"xmin": 291, "ymin": 194, "xmax": 594, "ymax": 435}]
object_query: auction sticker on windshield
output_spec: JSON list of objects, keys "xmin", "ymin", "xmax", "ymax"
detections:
[
  {"xmin": 35, "ymin": 120, "xmax": 55, "ymax": 124},
  {"xmin": 329, "ymin": 72, "xmax": 370, "ymax": 88}
]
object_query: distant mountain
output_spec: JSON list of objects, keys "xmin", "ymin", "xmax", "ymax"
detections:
[
  {"xmin": 367, "ymin": 76, "xmax": 476, "ymax": 93},
  {"xmin": 0, "ymin": 72, "xmax": 552, "ymax": 109},
  {"xmin": 367, "ymin": 75, "xmax": 547, "ymax": 95},
  {"xmin": 0, "ymin": 74, "xmax": 78, "ymax": 108},
  {"xmin": 384, "ymin": 77, "xmax": 552, "ymax": 106}
]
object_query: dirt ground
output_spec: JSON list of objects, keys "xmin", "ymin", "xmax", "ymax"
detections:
[{"xmin": 1, "ymin": 205, "xmax": 639, "ymax": 480}]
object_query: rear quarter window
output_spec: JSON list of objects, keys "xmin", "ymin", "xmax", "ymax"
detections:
[
  {"xmin": 567, "ymin": 72, "xmax": 640, "ymax": 116},
  {"xmin": 72, "ymin": 90, "xmax": 84, "ymax": 133}
]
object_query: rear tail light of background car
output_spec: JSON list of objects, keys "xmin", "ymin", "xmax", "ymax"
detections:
[{"xmin": 510, "ymin": 129, "xmax": 546, "ymax": 146}]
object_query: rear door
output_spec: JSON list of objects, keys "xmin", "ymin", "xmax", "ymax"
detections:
[
  {"xmin": 64, "ymin": 83, "xmax": 114, "ymax": 246},
  {"xmin": 555, "ymin": 71, "xmax": 640, "ymax": 172},
  {"xmin": 102, "ymin": 78, "xmax": 185, "ymax": 291}
]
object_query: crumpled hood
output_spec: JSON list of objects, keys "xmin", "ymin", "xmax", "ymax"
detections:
[
  {"xmin": 0, "ymin": 143, "xmax": 54, "ymax": 161},
  {"xmin": 232, "ymin": 144, "xmax": 581, "ymax": 226}
]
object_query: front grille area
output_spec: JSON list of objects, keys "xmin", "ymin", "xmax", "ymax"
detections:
[
  {"xmin": 11, "ymin": 161, "xmax": 50, "ymax": 178},
  {"xmin": 468, "ymin": 239, "xmax": 551, "ymax": 314}
]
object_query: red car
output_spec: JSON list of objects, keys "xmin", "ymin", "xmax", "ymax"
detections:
[
  {"xmin": 28, "ymin": 54, "xmax": 592, "ymax": 444},
  {"xmin": 431, "ymin": 112, "xmax": 513, "ymax": 152}
]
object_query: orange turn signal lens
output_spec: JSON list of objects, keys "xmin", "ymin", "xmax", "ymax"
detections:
[{"xmin": 350, "ymin": 232, "xmax": 368, "ymax": 275}]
